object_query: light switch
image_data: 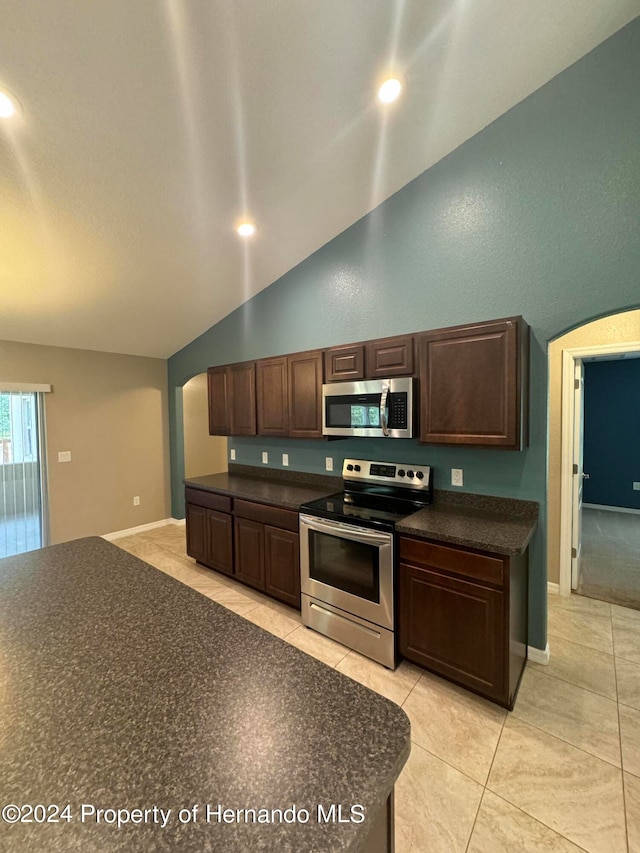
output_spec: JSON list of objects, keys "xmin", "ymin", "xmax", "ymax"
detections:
[
  {"xmin": 58, "ymin": 451, "xmax": 72, "ymax": 463},
  {"xmin": 230, "ymin": 448, "xmax": 236, "ymax": 461},
  {"xmin": 262, "ymin": 451, "xmax": 269, "ymax": 464},
  {"xmin": 282, "ymin": 453, "xmax": 289, "ymax": 466}
]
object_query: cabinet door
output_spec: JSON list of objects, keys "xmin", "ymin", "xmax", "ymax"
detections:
[
  {"xmin": 264, "ymin": 525, "xmax": 300, "ymax": 608},
  {"xmin": 234, "ymin": 517, "xmax": 265, "ymax": 590},
  {"xmin": 257, "ymin": 356, "xmax": 288, "ymax": 436},
  {"xmin": 287, "ymin": 350, "xmax": 324, "ymax": 439},
  {"xmin": 206, "ymin": 509, "xmax": 234, "ymax": 576},
  {"xmin": 229, "ymin": 362, "xmax": 257, "ymax": 435},
  {"xmin": 324, "ymin": 345, "xmax": 365, "ymax": 382},
  {"xmin": 419, "ymin": 317, "xmax": 526, "ymax": 448},
  {"xmin": 365, "ymin": 335, "xmax": 414, "ymax": 378},
  {"xmin": 207, "ymin": 366, "xmax": 230, "ymax": 435},
  {"xmin": 399, "ymin": 562, "xmax": 505, "ymax": 702},
  {"xmin": 185, "ymin": 503, "xmax": 208, "ymax": 563}
]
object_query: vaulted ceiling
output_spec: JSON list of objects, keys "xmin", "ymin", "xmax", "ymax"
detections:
[{"xmin": 1, "ymin": 1, "xmax": 637, "ymax": 357}]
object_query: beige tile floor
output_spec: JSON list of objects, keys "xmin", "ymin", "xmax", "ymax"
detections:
[{"xmin": 113, "ymin": 525, "xmax": 640, "ymax": 853}]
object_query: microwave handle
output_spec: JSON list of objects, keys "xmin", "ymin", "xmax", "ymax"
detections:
[{"xmin": 380, "ymin": 383, "xmax": 389, "ymax": 436}]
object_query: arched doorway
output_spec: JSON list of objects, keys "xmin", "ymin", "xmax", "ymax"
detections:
[
  {"xmin": 547, "ymin": 309, "xmax": 640, "ymax": 602},
  {"xmin": 182, "ymin": 373, "xmax": 228, "ymax": 479}
]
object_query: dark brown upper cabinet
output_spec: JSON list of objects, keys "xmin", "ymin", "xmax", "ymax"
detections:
[
  {"xmin": 288, "ymin": 350, "xmax": 324, "ymax": 439},
  {"xmin": 257, "ymin": 356, "xmax": 289, "ymax": 436},
  {"xmin": 324, "ymin": 344, "xmax": 365, "ymax": 382},
  {"xmin": 207, "ymin": 366, "xmax": 230, "ymax": 435},
  {"xmin": 419, "ymin": 316, "xmax": 529, "ymax": 449},
  {"xmin": 365, "ymin": 335, "xmax": 415, "ymax": 378},
  {"xmin": 229, "ymin": 361, "xmax": 257, "ymax": 436}
]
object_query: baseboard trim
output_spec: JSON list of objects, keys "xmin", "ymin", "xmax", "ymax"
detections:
[
  {"xmin": 583, "ymin": 503, "xmax": 640, "ymax": 515},
  {"xmin": 103, "ymin": 518, "xmax": 183, "ymax": 541},
  {"xmin": 547, "ymin": 582, "xmax": 560, "ymax": 595},
  {"xmin": 528, "ymin": 643, "xmax": 550, "ymax": 665}
]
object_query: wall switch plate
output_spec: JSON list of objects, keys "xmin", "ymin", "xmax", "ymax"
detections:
[
  {"xmin": 230, "ymin": 449, "xmax": 236, "ymax": 461},
  {"xmin": 634, "ymin": 482, "xmax": 640, "ymax": 491},
  {"xmin": 451, "ymin": 468, "xmax": 464, "ymax": 487},
  {"xmin": 133, "ymin": 496, "xmax": 140, "ymax": 506},
  {"xmin": 325, "ymin": 457, "xmax": 334, "ymax": 472},
  {"xmin": 262, "ymin": 451, "xmax": 269, "ymax": 464},
  {"xmin": 282, "ymin": 453, "xmax": 289, "ymax": 466},
  {"xmin": 58, "ymin": 451, "xmax": 72, "ymax": 463}
]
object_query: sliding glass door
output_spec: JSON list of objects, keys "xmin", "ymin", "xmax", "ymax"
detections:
[{"xmin": 0, "ymin": 391, "xmax": 47, "ymax": 557}]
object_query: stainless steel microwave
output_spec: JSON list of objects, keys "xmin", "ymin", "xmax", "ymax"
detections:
[{"xmin": 322, "ymin": 377, "xmax": 414, "ymax": 438}]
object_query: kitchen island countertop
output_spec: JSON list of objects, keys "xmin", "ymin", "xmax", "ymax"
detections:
[{"xmin": 0, "ymin": 537, "xmax": 409, "ymax": 852}]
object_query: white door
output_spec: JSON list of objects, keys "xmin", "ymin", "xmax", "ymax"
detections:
[{"xmin": 571, "ymin": 360, "xmax": 585, "ymax": 590}]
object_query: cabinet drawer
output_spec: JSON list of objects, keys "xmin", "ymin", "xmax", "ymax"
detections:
[
  {"xmin": 399, "ymin": 537, "xmax": 504, "ymax": 587},
  {"xmin": 185, "ymin": 488, "xmax": 232, "ymax": 513},
  {"xmin": 234, "ymin": 499, "xmax": 298, "ymax": 532}
]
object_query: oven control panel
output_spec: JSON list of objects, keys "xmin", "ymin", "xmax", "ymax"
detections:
[{"xmin": 342, "ymin": 458, "xmax": 432, "ymax": 490}]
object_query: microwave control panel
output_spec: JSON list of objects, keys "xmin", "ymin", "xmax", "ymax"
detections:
[{"xmin": 387, "ymin": 393, "xmax": 408, "ymax": 429}]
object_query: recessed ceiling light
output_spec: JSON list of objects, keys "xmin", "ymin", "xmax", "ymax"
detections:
[
  {"xmin": 237, "ymin": 222, "xmax": 256, "ymax": 237},
  {"xmin": 377, "ymin": 78, "xmax": 402, "ymax": 104},
  {"xmin": 0, "ymin": 90, "xmax": 20, "ymax": 118}
]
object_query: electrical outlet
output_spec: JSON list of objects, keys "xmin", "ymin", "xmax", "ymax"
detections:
[
  {"xmin": 58, "ymin": 451, "xmax": 72, "ymax": 463},
  {"xmin": 451, "ymin": 468, "xmax": 464, "ymax": 487},
  {"xmin": 230, "ymin": 448, "xmax": 236, "ymax": 461},
  {"xmin": 633, "ymin": 482, "xmax": 640, "ymax": 491},
  {"xmin": 133, "ymin": 496, "xmax": 140, "ymax": 506},
  {"xmin": 325, "ymin": 457, "xmax": 334, "ymax": 472},
  {"xmin": 282, "ymin": 453, "xmax": 289, "ymax": 467},
  {"xmin": 262, "ymin": 451, "xmax": 269, "ymax": 464}
]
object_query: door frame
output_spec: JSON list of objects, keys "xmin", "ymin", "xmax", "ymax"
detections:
[{"xmin": 559, "ymin": 341, "xmax": 640, "ymax": 595}]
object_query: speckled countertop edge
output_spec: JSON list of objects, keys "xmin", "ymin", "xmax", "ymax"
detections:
[{"xmin": 0, "ymin": 537, "xmax": 410, "ymax": 852}]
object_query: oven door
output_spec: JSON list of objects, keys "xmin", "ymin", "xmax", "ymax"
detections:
[{"xmin": 299, "ymin": 513, "xmax": 394, "ymax": 630}]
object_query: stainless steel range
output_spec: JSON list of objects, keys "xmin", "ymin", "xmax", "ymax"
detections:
[{"xmin": 299, "ymin": 458, "xmax": 433, "ymax": 669}]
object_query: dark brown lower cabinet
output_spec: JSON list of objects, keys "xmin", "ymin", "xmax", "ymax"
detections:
[
  {"xmin": 185, "ymin": 487, "xmax": 301, "ymax": 610},
  {"xmin": 265, "ymin": 525, "xmax": 300, "ymax": 608},
  {"xmin": 234, "ymin": 517, "xmax": 265, "ymax": 590},
  {"xmin": 185, "ymin": 503, "xmax": 208, "ymax": 564},
  {"xmin": 399, "ymin": 536, "xmax": 528, "ymax": 709},
  {"xmin": 233, "ymin": 499, "xmax": 301, "ymax": 608},
  {"xmin": 205, "ymin": 509, "xmax": 234, "ymax": 576},
  {"xmin": 185, "ymin": 488, "xmax": 234, "ymax": 576}
]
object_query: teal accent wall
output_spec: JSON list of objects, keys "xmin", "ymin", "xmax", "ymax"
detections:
[
  {"xmin": 583, "ymin": 359, "xmax": 640, "ymax": 509},
  {"xmin": 168, "ymin": 19, "xmax": 640, "ymax": 650}
]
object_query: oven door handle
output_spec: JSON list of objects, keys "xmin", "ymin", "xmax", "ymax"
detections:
[{"xmin": 300, "ymin": 514, "xmax": 392, "ymax": 546}]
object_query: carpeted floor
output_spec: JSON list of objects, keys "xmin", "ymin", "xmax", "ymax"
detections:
[{"xmin": 577, "ymin": 507, "xmax": 640, "ymax": 610}]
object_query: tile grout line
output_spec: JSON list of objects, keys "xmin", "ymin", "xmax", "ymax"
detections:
[
  {"xmin": 463, "ymin": 710, "xmax": 509, "ymax": 853},
  {"xmin": 612, "ymin": 604, "xmax": 631, "ymax": 853},
  {"xmin": 547, "ymin": 628, "xmax": 614, "ymax": 658},
  {"xmin": 486, "ymin": 713, "xmax": 625, "ymax": 775},
  {"xmin": 464, "ymin": 786, "xmax": 488, "ymax": 853},
  {"xmin": 478, "ymin": 790, "xmax": 592, "ymax": 852},
  {"xmin": 527, "ymin": 662, "xmax": 618, "ymax": 702}
]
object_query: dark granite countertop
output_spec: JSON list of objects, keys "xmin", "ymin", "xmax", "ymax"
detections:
[
  {"xmin": 185, "ymin": 467, "xmax": 537, "ymax": 556},
  {"xmin": 185, "ymin": 465, "xmax": 342, "ymax": 511},
  {"xmin": 396, "ymin": 491, "xmax": 538, "ymax": 556},
  {"xmin": 0, "ymin": 537, "xmax": 410, "ymax": 852}
]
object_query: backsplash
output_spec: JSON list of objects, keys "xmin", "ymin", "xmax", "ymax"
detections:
[{"xmin": 229, "ymin": 435, "xmax": 539, "ymax": 502}]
